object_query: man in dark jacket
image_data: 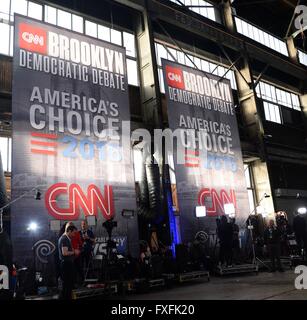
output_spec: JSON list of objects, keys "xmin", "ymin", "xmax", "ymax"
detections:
[
  {"xmin": 264, "ymin": 219, "xmax": 283, "ymax": 272},
  {"xmin": 217, "ymin": 216, "xmax": 233, "ymax": 267}
]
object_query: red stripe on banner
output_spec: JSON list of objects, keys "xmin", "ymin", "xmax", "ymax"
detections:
[
  {"xmin": 184, "ymin": 163, "xmax": 199, "ymax": 167},
  {"xmin": 31, "ymin": 149, "xmax": 57, "ymax": 156},
  {"xmin": 31, "ymin": 132, "xmax": 58, "ymax": 139},
  {"xmin": 184, "ymin": 156, "xmax": 199, "ymax": 162},
  {"xmin": 30, "ymin": 140, "xmax": 58, "ymax": 147},
  {"xmin": 185, "ymin": 149, "xmax": 199, "ymax": 156}
]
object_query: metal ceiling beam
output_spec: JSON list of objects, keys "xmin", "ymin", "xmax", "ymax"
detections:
[{"xmin": 149, "ymin": 0, "xmax": 307, "ymax": 80}]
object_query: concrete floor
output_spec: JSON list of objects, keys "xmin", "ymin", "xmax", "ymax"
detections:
[
  {"xmin": 27, "ymin": 269, "xmax": 307, "ymax": 300},
  {"xmin": 126, "ymin": 270, "xmax": 307, "ymax": 300}
]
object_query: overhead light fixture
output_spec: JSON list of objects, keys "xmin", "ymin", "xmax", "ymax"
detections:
[
  {"xmin": 264, "ymin": 193, "xmax": 270, "ymax": 198},
  {"xmin": 196, "ymin": 206, "xmax": 206, "ymax": 218}
]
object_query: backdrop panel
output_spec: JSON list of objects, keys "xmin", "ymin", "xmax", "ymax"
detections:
[
  {"xmin": 11, "ymin": 15, "xmax": 139, "ymax": 267},
  {"xmin": 162, "ymin": 59, "xmax": 250, "ymax": 243}
]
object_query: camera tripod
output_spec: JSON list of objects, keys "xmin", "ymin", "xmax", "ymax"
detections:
[{"xmin": 247, "ymin": 218, "xmax": 270, "ymax": 270}]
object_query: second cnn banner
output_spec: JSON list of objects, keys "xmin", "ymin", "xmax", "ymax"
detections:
[{"xmin": 162, "ymin": 59, "xmax": 250, "ymax": 242}]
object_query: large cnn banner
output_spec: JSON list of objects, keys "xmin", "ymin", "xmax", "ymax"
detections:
[
  {"xmin": 162, "ymin": 59, "xmax": 249, "ymax": 242},
  {"xmin": 11, "ymin": 15, "xmax": 139, "ymax": 264}
]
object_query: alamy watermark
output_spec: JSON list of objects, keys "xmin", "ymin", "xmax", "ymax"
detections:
[
  {"xmin": 294, "ymin": 265, "xmax": 307, "ymax": 290},
  {"xmin": 294, "ymin": 5, "xmax": 307, "ymax": 31}
]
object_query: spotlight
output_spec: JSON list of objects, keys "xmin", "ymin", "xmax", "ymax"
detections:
[
  {"xmin": 224, "ymin": 203, "xmax": 235, "ymax": 215},
  {"xmin": 195, "ymin": 206, "xmax": 206, "ymax": 217},
  {"xmin": 297, "ymin": 207, "xmax": 307, "ymax": 215},
  {"xmin": 27, "ymin": 222, "xmax": 38, "ymax": 231}
]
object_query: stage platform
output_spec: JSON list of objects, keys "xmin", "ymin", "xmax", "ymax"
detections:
[
  {"xmin": 257, "ymin": 257, "xmax": 293, "ymax": 271},
  {"xmin": 72, "ymin": 282, "xmax": 118, "ymax": 299},
  {"xmin": 177, "ymin": 270, "xmax": 210, "ymax": 283},
  {"xmin": 215, "ymin": 264, "xmax": 258, "ymax": 276}
]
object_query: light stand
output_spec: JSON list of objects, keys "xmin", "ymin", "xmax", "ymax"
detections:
[
  {"xmin": 0, "ymin": 187, "xmax": 42, "ymax": 294},
  {"xmin": 247, "ymin": 193, "xmax": 271, "ymax": 270},
  {"xmin": 294, "ymin": 207, "xmax": 307, "ymax": 258},
  {"xmin": 121, "ymin": 209, "xmax": 135, "ymax": 256},
  {"xmin": 0, "ymin": 186, "xmax": 42, "ymax": 234}
]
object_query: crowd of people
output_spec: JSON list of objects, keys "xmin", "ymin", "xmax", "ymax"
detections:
[
  {"xmin": 216, "ymin": 211, "xmax": 307, "ymax": 272},
  {"xmin": 55, "ymin": 211, "xmax": 307, "ymax": 299},
  {"xmin": 56, "ymin": 220, "xmax": 95, "ymax": 300}
]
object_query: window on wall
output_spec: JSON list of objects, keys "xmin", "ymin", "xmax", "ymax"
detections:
[
  {"xmin": 298, "ymin": 49, "xmax": 307, "ymax": 67},
  {"xmin": 83, "ymin": 19, "xmax": 138, "ymax": 86},
  {"xmin": 235, "ymin": 16, "xmax": 288, "ymax": 56},
  {"xmin": 168, "ymin": 0, "xmax": 217, "ymax": 22},
  {"xmin": 255, "ymin": 81, "xmax": 301, "ymax": 124},
  {"xmin": 0, "ymin": 0, "xmax": 43, "ymax": 56},
  {"xmin": 155, "ymin": 41, "xmax": 237, "ymax": 92},
  {"xmin": 0, "ymin": 137, "xmax": 11, "ymax": 172},
  {"xmin": 244, "ymin": 164, "xmax": 256, "ymax": 213},
  {"xmin": 263, "ymin": 101, "xmax": 282, "ymax": 124},
  {"xmin": 0, "ymin": 2, "xmax": 139, "ymax": 86}
]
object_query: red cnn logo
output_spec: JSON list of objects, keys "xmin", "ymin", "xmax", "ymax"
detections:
[
  {"xmin": 165, "ymin": 66, "xmax": 184, "ymax": 89},
  {"xmin": 19, "ymin": 23, "xmax": 47, "ymax": 54},
  {"xmin": 45, "ymin": 183, "xmax": 114, "ymax": 220}
]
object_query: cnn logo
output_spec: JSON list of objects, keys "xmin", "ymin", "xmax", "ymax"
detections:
[
  {"xmin": 165, "ymin": 65, "xmax": 185, "ymax": 89},
  {"xmin": 0, "ymin": 265, "xmax": 9, "ymax": 290},
  {"xmin": 22, "ymin": 32, "xmax": 44, "ymax": 46},
  {"xmin": 19, "ymin": 23, "xmax": 47, "ymax": 54}
]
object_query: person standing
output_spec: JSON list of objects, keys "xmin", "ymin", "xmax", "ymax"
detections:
[
  {"xmin": 58, "ymin": 225, "xmax": 79, "ymax": 299},
  {"xmin": 65, "ymin": 222, "xmax": 83, "ymax": 284},
  {"xmin": 293, "ymin": 213, "xmax": 307, "ymax": 256},
  {"xmin": 217, "ymin": 216, "xmax": 233, "ymax": 267},
  {"xmin": 80, "ymin": 220, "xmax": 95, "ymax": 276},
  {"xmin": 264, "ymin": 219, "xmax": 284, "ymax": 272},
  {"xmin": 231, "ymin": 218, "xmax": 240, "ymax": 264}
]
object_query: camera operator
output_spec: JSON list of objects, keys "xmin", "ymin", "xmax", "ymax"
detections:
[
  {"xmin": 80, "ymin": 220, "xmax": 95, "ymax": 275},
  {"xmin": 264, "ymin": 219, "xmax": 284, "ymax": 272}
]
